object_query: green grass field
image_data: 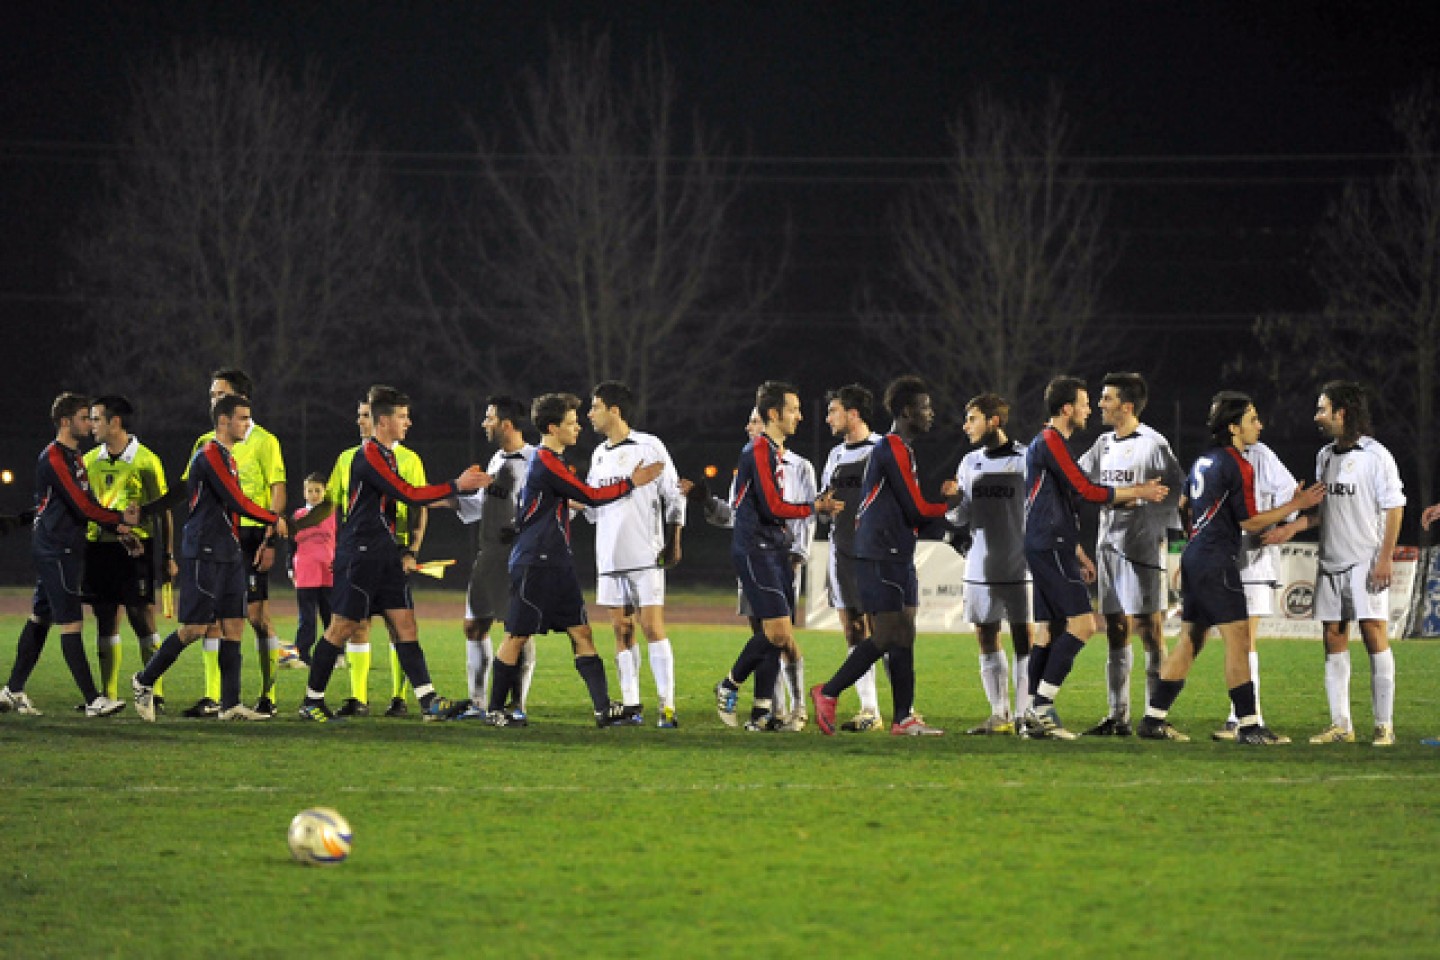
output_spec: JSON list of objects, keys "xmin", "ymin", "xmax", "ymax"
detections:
[{"xmin": 3, "ymin": 611, "xmax": 1440, "ymax": 959}]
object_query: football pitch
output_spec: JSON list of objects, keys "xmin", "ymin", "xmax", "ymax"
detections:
[{"xmin": 3, "ymin": 612, "xmax": 1439, "ymax": 959}]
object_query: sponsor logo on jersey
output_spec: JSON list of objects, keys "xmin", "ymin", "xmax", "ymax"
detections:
[
  {"xmin": 1327, "ymin": 482, "xmax": 1357, "ymax": 496},
  {"xmin": 1100, "ymin": 468, "xmax": 1136, "ymax": 483},
  {"xmin": 973, "ymin": 484, "xmax": 1016, "ymax": 498}
]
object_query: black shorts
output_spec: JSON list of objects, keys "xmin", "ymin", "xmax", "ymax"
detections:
[
  {"xmin": 505, "ymin": 564, "xmax": 587, "ymax": 637},
  {"xmin": 857, "ymin": 557, "xmax": 918, "ymax": 613},
  {"xmin": 176, "ymin": 556, "xmax": 247, "ymax": 625},
  {"xmin": 733, "ymin": 550, "xmax": 794, "ymax": 621},
  {"xmin": 32, "ymin": 552, "xmax": 85, "ymax": 624},
  {"xmin": 331, "ymin": 544, "xmax": 413, "ymax": 621},
  {"xmin": 1180, "ymin": 562, "xmax": 1248, "ymax": 630},
  {"xmin": 239, "ymin": 527, "xmax": 270, "ymax": 603},
  {"xmin": 84, "ymin": 539, "xmax": 155, "ymax": 607},
  {"xmin": 1026, "ymin": 547, "xmax": 1093, "ymax": 622}
]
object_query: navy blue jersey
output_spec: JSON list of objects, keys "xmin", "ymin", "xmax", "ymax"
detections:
[
  {"xmin": 511, "ymin": 447, "xmax": 633, "ymax": 568},
  {"xmin": 730, "ymin": 435, "xmax": 812, "ymax": 555},
  {"xmin": 182, "ymin": 441, "xmax": 281, "ymax": 562},
  {"xmin": 1024, "ymin": 426, "xmax": 1115, "ymax": 551},
  {"xmin": 1183, "ymin": 446, "xmax": 1257, "ymax": 568},
  {"xmin": 853, "ymin": 433, "xmax": 949, "ymax": 562},
  {"xmin": 339, "ymin": 438, "xmax": 457, "ymax": 558},
  {"xmin": 32, "ymin": 441, "xmax": 125, "ymax": 558}
]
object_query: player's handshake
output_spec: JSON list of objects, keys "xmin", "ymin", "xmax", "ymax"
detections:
[{"xmin": 457, "ymin": 464, "xmax": 493, "ymax": 493}]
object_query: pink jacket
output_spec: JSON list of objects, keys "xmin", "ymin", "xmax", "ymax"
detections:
[{"xmin": 291, "ymin": 506, "xmax": 336, "ymax": 588}]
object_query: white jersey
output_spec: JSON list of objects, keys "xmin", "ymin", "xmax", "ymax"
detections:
[
  {"xmin": 456, "ymin": 444, "xmax": 535, "ymax": 540},
  {"xmin": 1315, "ymin": 436, "xmax": 1405, "ymax": 574},
  {"xmin": 782, "ymin": 449, "xmax": 818, "ymax": 561},
  {"xmin": 585, "ymin": 429, "xmax": 685, "ymax": 575},
  {"xmin": 1078, "ymin": 423, "xmax": 1183, "ymax": 567},
  {"xmin": 1237, "ymin": 441, "xmax": 1297, "ymax": 585},
  {"xmin": 819, "ymin": 433, "xmax": 881, "ymax": 558},
  {"xmin": 947, "ymin": 441, "xmax": 1029, "ymax": 585}
]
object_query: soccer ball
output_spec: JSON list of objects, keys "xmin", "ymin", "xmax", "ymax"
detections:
[{"xmin": 287, "ymin": 807, "xmax": 352, "ymax": 865}]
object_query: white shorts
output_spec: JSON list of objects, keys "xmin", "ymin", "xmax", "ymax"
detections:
[
  {"xmin": 1314, "ymin": 564, "xmax": 1389, "ymax": 623},
  {"xmin": 1097, "ymin": 549, "xmax": 1165, "ymax": 616},
  {"xmin": 597, "ymin": 567, "xmax": 666, "ymax": 609},
  {"xmin": 964, "ymin": 581, "xmax": 1032, "ymax": 626},
  {"xmin": 1242, "ymin": 581, "xmax": 1276, "ymax": 618}
]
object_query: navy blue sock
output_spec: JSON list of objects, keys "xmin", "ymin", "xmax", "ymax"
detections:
[
  {"xmin": 138, "ymin": 632, "xmax": 186, "ymax": 686},
  {"xmin": 60, "ymin": 631, "xmax": 99, "ymax": 704},
  {"xmin": 489, "ymin": 660, "xmax": 520, "ymax": 713},
  {"xmin": 218, "ymin": 641, "xmax": 243, "ymax": 709},
  {"xmin": 393, "ymin": 642, "xmax": 433, "ymax": 692},
  {"xmin": 1040, "ymin": 631, "xmax": 1086, "ymax": 691},
  {"xmin": 727, "ymin": 633, "xmax": 772, "ymax": 685},
  {"xmin": 574, "ymin": 654, "xmax": 610, "ymax": 712},
  {"xmin": 888, "ymin": 646, "xmax": 916, "ymax": 721},
  {"xmin": 1027, "ymin": 643, "xmax": 1051, "ymax": 699},
  {"xmin": 6, "ymin": 620, "xmax": 49, "ymax": 692},
  {"xmin": 1151, "ymin": 678, "xmax": 1185, "ymax": 712},
  {"xmin": 823, "ymin": 638, "xmax": 884, "ymax": 698},
  {"xmin": 1227, "ymin": 681, "xmax": 1257, "ymax": 720},
  {"xmin": 752, "ymin": 646, "xmax": 781, "ymax": 712},
  {"xmin": 305, "ymin": 641, "xmax": 342, "ymax": 701}
]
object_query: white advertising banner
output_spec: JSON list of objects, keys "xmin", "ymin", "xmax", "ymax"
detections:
[{"xmin": 805, "ymin": 541, "xmax": 970, "ymax": 633}]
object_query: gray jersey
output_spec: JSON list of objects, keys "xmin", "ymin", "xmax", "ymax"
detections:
[
  {"xmin": 819, "ymin": 434, "xmax": 881, "ymax": 558},
  {"xmin": 456, "ymin": 444, "xmax": 536, "ymax": 544},
  {"xmin": 1316, "ymin": 436, "xmax": 1405, "ymax": 574},
  {"xmin": 1079, "ymin": 423, "xmax": 1183, "ymax": 567}
]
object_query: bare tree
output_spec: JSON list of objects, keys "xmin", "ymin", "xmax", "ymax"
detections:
[
  {"xmin": 1237, "ymin": 82, "xmax": 1440, "ymax": 531},
  {"xmin": 868, "ymin": 89, "xmax": 1116, "ymax": 429},
  {"xmin": 70, "ymin": 43, "xmax": 409, "ymax": 432},
  {"xmin": 425, "ymin": 31, "xmax": 782, "ymax": 430}
]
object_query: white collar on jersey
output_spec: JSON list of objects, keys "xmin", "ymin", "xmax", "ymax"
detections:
[{"xmin": 99, "ymin": 436, "xmax": 140, "ymax": 464}]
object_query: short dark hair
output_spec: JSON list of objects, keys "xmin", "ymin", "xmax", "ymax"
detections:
[
  {"xmin": 212, "ymin": 394, "xmax": 250, "ymax": 426},
  {"xmin": 486, "ymin": 394, "xmax": 527, "ymax": 428},
  {"xmin": 92, "ymin": 394, "xmax": 136, "ymax": 430},
  {"xmin": 826, "ymin": 384, "xmax": 873, "ymax": 425},
  {"xmin": 1320, "ymin": 379, "xmax": 1372, "ymax": 441},
  {"xmin": 591, "ymin": 381, "xmax": 634, "ymax": 421},
  {"xmin": 1102, "ymin": 372, "xmax": 1148, "ymax": 415},
  {"xmin": 532, "ymin": 392, "xmax": 580, "ymax": 434},
  {"xmin": 883, "ymin": 375, "xmax": 929, "ymax": 418},
  {"xmin": 304, "ymin": 471, "xmax": 327, "ymax": 485},
  {"xmin": 367, "ymin": 384, "xmax": 410, "ymax": 420},
  {"xmin": 966, "ymin": 392, "xmax": 1010, "ymax": 427},
  {"xmin": 210, "ymin": 368, "xmax": 253, "ymax": 400},
  {"xmin": 1207, "ymin": 390, "xmax": 1252, "ymax": 446},
  {"xmin": 51, "ymin": 392, "xmax": 91, "ymax": 427},
  {"xmin": 755, "ymin": 380, "xmax": 799, "ymax": 425},
  {"xmin": 1044, "ymin": 376, "xmax": 1087, "ymax": 415}
]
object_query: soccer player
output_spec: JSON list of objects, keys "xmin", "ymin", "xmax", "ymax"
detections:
[
  {"xmin": 1020, "ymin": 376, "xmax": 1168, "ymax": 740},
  {"xmin": 1137, "ymin": 392, "xmax": 1324, "ymax": 743},
  {"xmin": 180, "ymin": 369, "xmax": 287, "ymax": 718},
  {"xmin": 1076, "ymin": 372, "xmax": 1184, "ymax": 736},
  {"xmin": 810, "ymin": 375, "xmax": 956, "ymax": 737},
  {"xmin": 298, "ymin": 385, "xmax": 488, "ymax": 722},
  {"xmin": 1267, "ymin": 381, "xmax": 1406, "ymax": 746},
  {"xmin": 322, "ymin": 398, "xmax": 432, "ymax": 717},
  {"xmin": 455, "ymin": 396, "xmax": 536, "ymax": 720},
  {"xmin": 0, "ymin": 394, "xmax": 140, "ymax": 717},
  {"xmin": 483, "ymin": 392, "xmax": 663, "ymax": 726},
  {"xmin": 584, "ymin": 381, "xmax": 686, "ymax": 728},
  {"xmin": 130, "ymin": 395, "xmax": 287, "ymax": 722},
  {"xmin": 818, "ymin": 384, "xmax": 884, "ymax": 731},
  {"xmin": 82, "ymin": 395, "xmax": 176, "ymax": 711},
  {"xmin": 715, "ymin": 382, "xmax": 837, "ymax": 731},
  {"xmin": 1211, "ymin": 439, "xmax": 1298, "ymax": 740},
  {"xmin": 948, "ymin": 392, "xmax": 1032, "ymax": 735}
]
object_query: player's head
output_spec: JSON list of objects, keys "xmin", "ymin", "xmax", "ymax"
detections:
[
  {"xmin": 1100, "ymin": 372, "xmax": 1147, "ymax": 424},
  {"xmin": 484, "ymin": 394, "xmax": 526, "ymax": 444},
  {"xmin": 745, "ymin": 407, "xmax": 764, "ymax": 440},
  {"xmin": 533, "ymin": 392, "xmax": 582, "ymax": 447},
  {"xmin": 589, "ymin": 380, "xmax": 633, "ymax": 435},
  {"xmin": 1317, "ymin": 380, "xmax": 1371, "ymax": 443},
  {"xmin": 51, "ymin": 392, "xmax": 92, "ymax": 434},
  {"xmin": 1207, "ymin": 390, "xmax": 1254, "ymax": 447},
  {"xmin": 303, "ymin": 472, "xmax": 327, "ymax": 506},
  {"xmin": 355, "ymin": 400, "xmax": 374, "ymax": 440},
  {"xmin": 209, "ymin": 368, "xmax": 253, "ymax": 408},
  {"xmin": 367, "ymin": 385, "xmax": 412, "ymax": 440},
  {"xmin": 1044, "ymin": 376, "xmax": 1086, "ymax": 415},
  {"xmin": 90, "ymin": 395, "xmax": 135, "ymax": 442},
  {"xmin": 964, "ymin": 393, "xmax": 1009, "ymax": 445},
  {"xmin": 755, "ymin": 381, "xmax": 801, "ymax": 436},
  {"xmin": 211, "ymin": 394, "xmax": 252, "ymax": 439},
  {"xmin": 885, "ymin": 375, "xmax": 934, "ymax": 433},
  {"xmin": 825, "ymin": 384, "xmax": 873, "ymax": 437}
]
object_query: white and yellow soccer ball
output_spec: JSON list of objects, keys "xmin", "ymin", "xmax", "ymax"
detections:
[{"xmin": 287, "ymin": 807, "xmax": 353, "ymax": 865}]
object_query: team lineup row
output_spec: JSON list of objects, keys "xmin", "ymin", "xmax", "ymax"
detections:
[{"xmin": 1, "ymin": 368, "xmax": 1437, "ymax": 743}]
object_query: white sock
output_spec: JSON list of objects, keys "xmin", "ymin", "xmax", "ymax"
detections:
[
  {"xmin": 346, "ymin": 641, "xmax": 370, "ymax": 657},
  {"xmin": 466, "ymin": 637, "xmax": 493, "ymax": 704},
  {"xmin": 617, "ymin": 646, "xmax": 641, "ymax": 706},
  {"xmin": 1325, "ymin": 651, "xmax": 1352, "ymax": 730},
  {"xmin": 260, "ymin": 634, "xmax": 280, "ymax": 652},
  {"xmin": 1013, "ymin": 653, "xmax": 1031, "ymax": 718},
  {"xmin": 1249, "ymin": 650, "xmax": 1262, "ymax": 725},
  {"xmin": 518, "ymin": 637, "xmax": 538, "ymax": 710},
  {"xmin": 202, "ymin": 637, "xmax": 220, "ymax": 655},
  {"xmin": 773, "ymin": 668, "xmax": 790, "ymax": 713},
  {"xmin": 855, "ymin": 657, "xmax": 879, "ymax": 713},
  {"xmin": 648, "ymin": 639, "xmax": 674, "ymax": 709},
  {"xmin": 1370, "ymin": 648, "xmax": 1395, "ymax": 727},
  {"xmin": 1108, "ymin": 645, "xmax": 1133, "ymax": 721},
  {"xmin": 979, "ymin": 651, "xmax": 1008, "ymax": 718},
  {"xmin": 785, "ymin": 657, "xmax": 805, "ymax": 713},
  {"xmin": 1144, "ymin": 648, "xmax": 1161, "ymax": 705}
]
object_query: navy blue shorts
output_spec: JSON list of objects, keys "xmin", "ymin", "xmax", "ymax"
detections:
[
  {"xmin": 1180, "ymin": 562, "xmax": 1248, "ymax": 630},
  {"xmin": 1026, "ymin": 547, "xmax": 1093, "ymax": 622},
  {"xmin": 239, "ymin": 527, "xmax": 271, "ymax": 603},
  {"xmin": 505, "ymin": 564, "xmax": 587, "ymax": 636},
  {"xmin": 857, "ymin": 557, "xmax": 918, "ymax": 613},
  {"xmin": 84, "ymin": 539, "xmax": 155, "ymax": 608},
  {"xmin": 331, "ymin": 545, "xmax": 412, "ymax": 621},
  {"xmin": 32, "ymin": 552, "xmax": 86, "ymax": 624},
  {"xmin": 733, "ymin": 550, "xmax": 795, "ymax": 621},
  {"xmin": 176, "ymin": 556, "xmax": 247, "ymax": 625}
]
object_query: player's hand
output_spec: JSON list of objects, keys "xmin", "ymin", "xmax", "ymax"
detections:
[
  {"xmin": 681, "ymin": 477, "xmax": 710, "ymax": 506},
  {"xmin": 814, "ymin": 491, "xmax": 844, "ymax": 516},
  {"xmin": 1261, "ymin": 520, "xmax": 1300, "ymax": 546},
  {"xmin": 662, "ymin": 539, "xmax": 682, "ymax": 568},
  {"xmin": 122, "ymin": 503, "xmax": 142, "ymax": 526},
  {"xmin": 457, "ymin": 466, "xmax": 492, "ymax": 493},
  {"xmin": 119, "ymin": 531, "xmax": 144, "ymax": 558},
  {"xmin": 940, "ymin": 478, "xmax": 960, "ymax": 499},
  {"xmin": 273, "ymin": 516, "xmax": 289, "ymax": 539},
  {"xmin": 1368, "ymin": 553, "xmax": 1395, "ymax": 592},
  {"xmin": 1077, "ymin": 547, "xmax": 1097, "ymax": 584},
  {"xmin": 1423, "ymin": 503, "xmax": 1440, "ymax": 531},
  {"xmin": 1134, "ymin": 479, "xmax": 1168, "ymax": 504},
  {"xmin": 632, "ymin": 461, "xmax": 664, "ymax": 487},
  {"xmin": 401, "ymin": 553, "xmax": 418, "ymax": 574},
  {"xmin": 1290, "ymin": 482, "xmax": 1325, "ymax": 513}
]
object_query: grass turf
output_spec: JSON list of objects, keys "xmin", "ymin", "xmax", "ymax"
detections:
[{"xmin": 2, "ymin": 614, "xmax": 1439, "ymax": 959}]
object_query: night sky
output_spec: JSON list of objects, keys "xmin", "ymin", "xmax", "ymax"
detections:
[{"xmin": 4, "ymin": 1, "xmax": 1439, "ymax": 452}]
